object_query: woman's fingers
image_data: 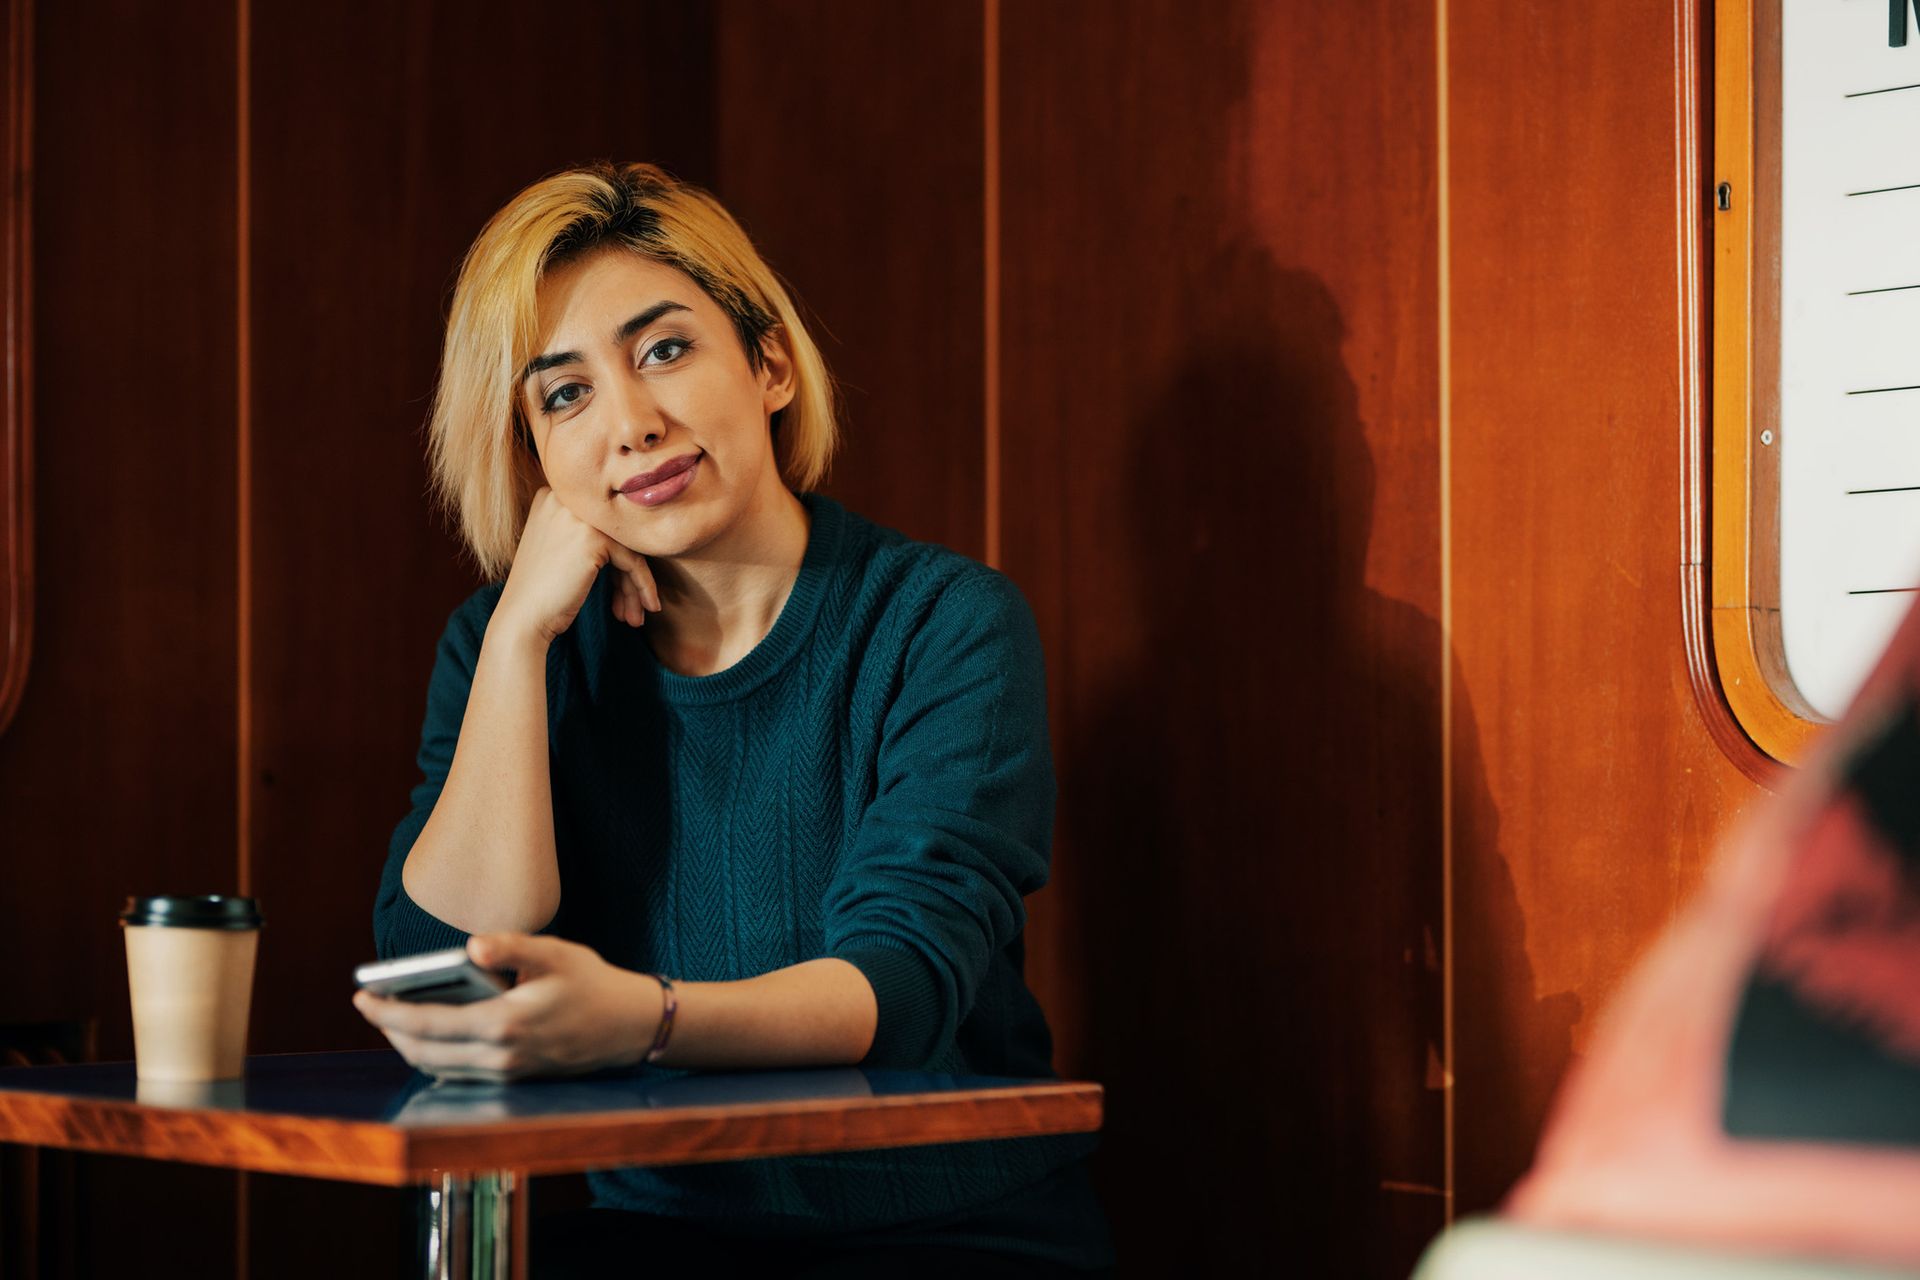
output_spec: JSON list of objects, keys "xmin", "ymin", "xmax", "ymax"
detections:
[
  {"xmin": 353, "ymin": 990, "xmax": 511, "ymax": 1044},
  {"xmin": 494, "ymin": 487, "xmax": 624, "ymax": 645},
  {"xmin": 634, "ymin": 561, "xmax": 661, "ymax": 614},
  {"xmin": 610, "ymin": 575, "xmax": 643, "ymax": 628},
  {"xmin": 383, "ymin": 1026, "xmax": 517, "ymax": 1079},
  {"xmin": 598, "ymin": 540, "xmax": 649, "ymax": 628},
  {"xmin": 353, "ymin": 988, "xmax": 537, "ymax": 1078},
  {"xmin": 605, "ymin": 543, "xmax": 661, "ymax": 614}
]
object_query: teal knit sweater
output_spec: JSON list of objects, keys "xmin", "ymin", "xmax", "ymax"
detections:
[{"xmin": 373, "ymin": 493, "xmax": 1108, "ymax": 1267}]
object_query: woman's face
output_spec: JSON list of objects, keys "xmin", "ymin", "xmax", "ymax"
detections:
[{"xmin": 519, "ymin": 246, "xmax": 794, "ymax": 558}]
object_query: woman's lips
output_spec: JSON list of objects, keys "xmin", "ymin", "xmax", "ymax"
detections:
[{"xmin": 619, "ymin": 455, "xmax": 700, "ymax": 507}]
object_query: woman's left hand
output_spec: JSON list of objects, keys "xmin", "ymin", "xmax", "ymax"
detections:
[{"xmin": 352, "ymin": 935, "xmax": 664, "ymax": 1081}]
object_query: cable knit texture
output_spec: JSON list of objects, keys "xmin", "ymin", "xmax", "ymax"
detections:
[{"xmin": 373, "ymin": 494, "xmax": 1107, "ymax": 1267}]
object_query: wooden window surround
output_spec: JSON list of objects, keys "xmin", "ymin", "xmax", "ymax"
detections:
[{"xmin": 1702, "ymin": 0, "xmax": 1824, "ymax": 774}]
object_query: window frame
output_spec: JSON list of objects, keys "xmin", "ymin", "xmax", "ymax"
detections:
[{"xmin": 1706, "ymin": 0, "xmax": 1825, "ymax": 770}]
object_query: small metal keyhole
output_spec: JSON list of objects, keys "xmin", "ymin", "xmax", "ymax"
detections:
[{"xmin": 1716, "ymin": 182, "xmax": 1733, "ymax": 211}]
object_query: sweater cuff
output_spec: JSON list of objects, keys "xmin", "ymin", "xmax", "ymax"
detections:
[{"xmin": 837, "ymin": 942, "xmax": 946, "ymax": 1068}]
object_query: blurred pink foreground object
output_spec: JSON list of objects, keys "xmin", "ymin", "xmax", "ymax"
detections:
[{"xmin": 1506, "ymin": 598, "xmax": 1920, "ymax": 1269}]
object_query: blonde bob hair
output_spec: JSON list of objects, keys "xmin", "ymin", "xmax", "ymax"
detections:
[{"xmin": 427, "ymin": 161, "xmax": 840, "ymax": 579}]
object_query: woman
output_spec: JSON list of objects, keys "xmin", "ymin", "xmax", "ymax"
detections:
[{"xmin": 354, "ymin": 162, "xmax": 1112, "ymax": 1276}]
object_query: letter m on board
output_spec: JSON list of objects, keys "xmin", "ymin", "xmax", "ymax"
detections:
[{"xmin": 1895, "ymin": 0, "xmax": 1920, "ymax": 46}]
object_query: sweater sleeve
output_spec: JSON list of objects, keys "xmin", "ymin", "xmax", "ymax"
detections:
[
  {"xmin": 372, "ymin": 585, "xmax": 504, "ymax": 959},
  {"xmin": 825, "ymin": 570, "xmax": 1056, "ymax": 1068}
]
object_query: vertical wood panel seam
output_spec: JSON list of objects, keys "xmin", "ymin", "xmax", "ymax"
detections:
[
  {"xmin": 1436, "ymin": 0, "xmax": 1456, "ymax": 1227},
  {"xmin": 235, "ymin": 0, "xmax": 252, "ymax": 1266},
  {"xmin": 236, "ymin": 0, "xmax": 252, "ymax": 901},
  {"xmin": 0, "ymin": 0, "xmax": 33, "ymax": 738},
  {"xmin": 1679, "ymin": 0, "xmax": 1706, "ymax": 899},
  {"xmin": 983, "ymin": 0, "xmax": 1001, "ymax": 570}
]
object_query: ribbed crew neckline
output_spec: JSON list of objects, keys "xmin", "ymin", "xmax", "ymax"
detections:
[{"xmin": 638, "ymin": 491, "xmax": 845, "ymax": 706}]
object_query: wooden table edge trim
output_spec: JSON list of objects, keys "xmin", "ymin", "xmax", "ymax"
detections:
[
  {"xmin": 0, "ymin": 1081, "xmax": 1104, "ymax": 1187},
  {"xmin": 0, "ymin": 1093, "xmax": 409, "ymax": 1183},
  {"xmin": 403, "ymin": 1081, "xmax": 1106, "ymax": 1179}
]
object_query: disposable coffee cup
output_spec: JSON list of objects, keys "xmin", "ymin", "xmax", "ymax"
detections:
[
  {"xmin": 134, "ymin": 1077, "xmax": 247, "ymax": 1109},
  {"xmin": 119, "ymin": 895, "xmax": 263, "ymax": 1082}
]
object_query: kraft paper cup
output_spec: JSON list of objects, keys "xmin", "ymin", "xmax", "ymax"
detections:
[{"xmin": 120, "ymin": 895, "xmax": 263, "ymax": 1083}]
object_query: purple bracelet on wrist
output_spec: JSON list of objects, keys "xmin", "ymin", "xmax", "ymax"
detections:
[{"xmin": 644, "ymin": 975, "xmax": 677, "ymax": 1064}]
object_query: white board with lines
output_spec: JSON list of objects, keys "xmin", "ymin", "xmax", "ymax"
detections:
[{"xmin": 1779, "ymin": 0, "xmax": 1920, "ymax": 720}]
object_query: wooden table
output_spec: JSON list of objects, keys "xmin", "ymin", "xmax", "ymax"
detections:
[{"xmin": 0, "ymin": 1050, "xmax": 1103, "ymax": 1279}]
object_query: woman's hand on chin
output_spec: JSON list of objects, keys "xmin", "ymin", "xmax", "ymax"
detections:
[
  {"xmin": 351, "ymin": 934, "xmax": 664, "ymax": 1082},
  {"xmin": 495, "ymin": 486, "xmax": 660, "ymax": 647}
]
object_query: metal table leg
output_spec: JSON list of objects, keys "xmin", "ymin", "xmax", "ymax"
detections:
[{"xmin": 421, "ymin": 1171, "xmax": 520, "ymax": 1280}]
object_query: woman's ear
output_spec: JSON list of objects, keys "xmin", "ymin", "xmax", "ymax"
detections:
[{"xmin": 759, "ymin": 327, "xmax": 797, "ymax": 416}]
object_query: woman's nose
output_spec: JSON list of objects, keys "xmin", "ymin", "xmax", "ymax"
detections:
[{"xmin": 611, "ymin": 382, "xmax": 666, "ymax": 452}]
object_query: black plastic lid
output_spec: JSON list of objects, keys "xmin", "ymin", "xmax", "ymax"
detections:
[{"xmin": 119, "ymin": 895, "xmax": 263, "ymax": 930}]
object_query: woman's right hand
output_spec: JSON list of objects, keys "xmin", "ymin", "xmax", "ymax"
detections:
[{"xmin": 494, "ymin": 487, "xmax": 660, "ymax": 647}]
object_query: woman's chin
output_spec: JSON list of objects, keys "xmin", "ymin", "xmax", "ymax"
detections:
[{"xmin": 612, "ymin": 506, "xmax": 729, "ymax": 561}]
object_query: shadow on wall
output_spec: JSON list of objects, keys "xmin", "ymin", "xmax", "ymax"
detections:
[{"xmin": 1059, "ymin": 244, "xmax": 1578, "ymax": 1274}]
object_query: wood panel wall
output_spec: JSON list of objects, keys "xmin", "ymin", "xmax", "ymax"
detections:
[
  {"xmin": 999, "ymin": 1, "xmax": 1449, "ymax": 1272},
  {"xmin": 1445, "ymin": 0, "xmax": 1766, "ymax": 1214},
  {"xmin": 0, "ymin": 2, "xmax": 1772, "ymax": 1277},
  {"xmin": 709, "ymin": 0, "xmax": 986, "ymax": 557},
  {"xmin": 0, "ymin": 2, "xmax": 243, "ymax": 1273}
]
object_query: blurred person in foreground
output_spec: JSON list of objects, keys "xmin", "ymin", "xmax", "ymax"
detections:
[{"xmin": 1495, "ymin": 600, "xmax": 1920, "ymax": 1270}]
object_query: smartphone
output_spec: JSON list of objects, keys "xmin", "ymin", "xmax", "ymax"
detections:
[{"xmin": 354, "ymin": 948, "xmax": 507, "ymax": 1005}]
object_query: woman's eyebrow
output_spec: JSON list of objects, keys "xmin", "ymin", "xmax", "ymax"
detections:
[
  {"xmin": 612, "ymin": 299, "xmax": 693, "ymax": 345},
  {"xmin": 520, "ymin": 349, "xmax": 581, "ymax": 385},
  {"xmin": 519, "ymin": 300, "xmax": 696, "ymax": 386}
]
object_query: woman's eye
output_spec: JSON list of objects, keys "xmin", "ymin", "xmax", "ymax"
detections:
[
  {"xmin": 642, "ymin": 337, "xmax": 692, "ymax": 367},
  {"xmin": 541, "ymin": 382, "xmax": 587, "ymax": 415}
]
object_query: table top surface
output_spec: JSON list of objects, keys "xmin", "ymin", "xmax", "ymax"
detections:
[{"xmin": 0, "ymin": 1050, "xmax": 1102, "ymax": 1185}]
